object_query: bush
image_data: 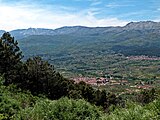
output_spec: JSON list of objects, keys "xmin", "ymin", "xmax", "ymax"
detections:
[
  {"xmin": 15, "ymin": 97, "xmax": 104, "ymax": 120},
  {"xmin": 0, "ymin": 78, "xmax": 39, "ymax": 119},
  {"xmin": 102, "ymin": 99, "xmax": 160, "ymax": 120},
  {"xmin": 135, "ymin": 88, "xmax": 157, "ymax": 105}
]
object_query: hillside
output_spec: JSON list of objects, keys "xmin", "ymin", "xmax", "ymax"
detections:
[
  {"xmin": 1, "ymin": 21, "xmax": 160, "ymax": 78},
  {"xmin": 2, "ymin": 21, "xmax": 159, "ymax": 57}
]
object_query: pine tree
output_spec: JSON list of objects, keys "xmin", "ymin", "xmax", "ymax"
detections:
[{"xmin": 0, "ymin": 32, "xmax": 23, "ymax": 84}]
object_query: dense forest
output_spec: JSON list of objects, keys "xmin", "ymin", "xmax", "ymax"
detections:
[{"xmin": 0, "ymin": 32, "xmax": 160, "ymax": 119}]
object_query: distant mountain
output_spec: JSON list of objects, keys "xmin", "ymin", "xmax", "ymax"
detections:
[
  {"xmin": 123, "ymin": 21, "xmax": 160, "ymax": 30},
  {"xmin": 0, "ymin": 30, "xmax": 6, "ymax": 35},
  {"xmin": 6, "ymin": 26, "xmax": 120, "ymax": 39},
  {"xmin": 10, "ymin": 28, "xmax": 56, "ymax": 39},
  {"xmin": 1, "ymin": 21, "xmax": 159, "ymax": 38},
  {"xmin": 0, "ymin": 21, "xmax": 160, "ymax": 57}
]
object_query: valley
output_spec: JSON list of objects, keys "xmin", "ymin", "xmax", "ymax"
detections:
[{"xmin": 1, "ymin": 21, "xmax": 160, "ymax": 95}]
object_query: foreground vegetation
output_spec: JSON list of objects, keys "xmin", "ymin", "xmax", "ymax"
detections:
[
  {"xmin": 0, "ymin": 79, "xmax": 103, "ymax": 120},
  {"xmin": 1, "ymin": 78, "xmax": 160, "ymax": 120}
]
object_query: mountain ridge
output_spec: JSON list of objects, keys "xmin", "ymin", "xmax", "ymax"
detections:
[
  {"xmin": 1, "ymin": 21, "xmax": 160, "ymax": 57},
  {"xmin": 1, "ymin": 21, "xmax": 160, "ymax": 39}
]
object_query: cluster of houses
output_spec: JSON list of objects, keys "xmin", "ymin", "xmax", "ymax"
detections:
[
  {"xmin": 72, "ymin": 77, "xmax": 108, "ymax": 86},
  {"xmin": 72, "ymin": 76, "xmax": 154, "ymax": 92},
  {"xmin": 127, "ymin": 55, "xmax": 160, "ymax": 60},
  {"xmin": 72, "ymin": 76, "xmax": 129, "ymax": 86}
]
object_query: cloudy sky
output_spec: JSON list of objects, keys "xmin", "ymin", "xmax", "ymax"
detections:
[{"xmin": 0, "ymin": 0, "xmax": 160, "ymax": 30}]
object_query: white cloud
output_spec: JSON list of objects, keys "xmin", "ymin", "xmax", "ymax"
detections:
[
  {"xmin": 0, "ymin": 3, "xmax": 128, "ymax": 31},
  {"xmin": 90, "ymin": 1, "xmax": 102, "ymax": 6},
  {"xmin": 106, "ymin": 3, "xmax": 134, "ymax": 8}
]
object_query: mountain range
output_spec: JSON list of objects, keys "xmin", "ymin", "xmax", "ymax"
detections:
[
  {"xmin": 1, "ymin": 21, "xmax": 160, "ymax": 58},
  {"xmin": 1, "ymin": 21, "xmax": 160, "ymax": 38}
]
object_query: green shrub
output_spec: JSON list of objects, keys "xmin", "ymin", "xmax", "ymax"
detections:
[
  {"xmin": 102, "ymin": 99, "xmax": 160, "ymax": 120},
  {"xmin": 0, "ymin": 79, "xmax": 39, "ymax": 119},
  {"xmin": 15, "ymin": 97, "xmax": 104, "ymax": 120}
]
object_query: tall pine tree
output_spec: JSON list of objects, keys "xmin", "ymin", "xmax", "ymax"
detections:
[{"xmin": 0, "ymin": 32, "xmax": 23, "ymax": 84}]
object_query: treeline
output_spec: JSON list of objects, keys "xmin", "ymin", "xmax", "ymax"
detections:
[{"xmin": 0, "ymin": 32, "xmax": 123, "ymax": 111}]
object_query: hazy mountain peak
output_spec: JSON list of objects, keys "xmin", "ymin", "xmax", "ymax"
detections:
[
  {"xmin": 9, "ymin": 28, "xmax": 56, "ymax": 39},
  {"xmin": 124, "ymin": 21, "xmax": 160, "ymax": 30},
  {"xmin": 0, "ymin": 30, "xmax": 6, "ymax": 34}
]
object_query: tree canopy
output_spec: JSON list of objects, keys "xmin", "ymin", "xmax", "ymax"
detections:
[{"xmin": 0, "ymin": 32, "xmax": 23, "ymax": 84}]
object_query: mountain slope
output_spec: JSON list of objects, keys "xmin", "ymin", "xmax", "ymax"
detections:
[
  {"xmin": 1, "ymin": 21, "xmax": 160, "ymax": 57},
  {"xmin": 1, "ymin": 21, "xmax": 160, "ymax": 78}
]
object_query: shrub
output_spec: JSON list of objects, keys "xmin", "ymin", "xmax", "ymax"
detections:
[
  {"xmin": 0, "ymin": 78, "xmax": 39, "ymax": 119},
  {"xmin": 15, "ymin": 97, "xmax": 104, "ymax": 120},
  {"xmin": 102, "ymin": 99, "xmax": 160, "ymax": 120}
]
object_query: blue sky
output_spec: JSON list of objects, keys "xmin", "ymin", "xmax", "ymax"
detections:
[{"xmin": 0, "ymin": 0, "xmax": 160, "ymax": 30}]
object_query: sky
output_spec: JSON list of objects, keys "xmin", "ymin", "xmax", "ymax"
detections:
[{"xmin": 0, "ymin": 0, "xmax": 160, "ymax": 30}]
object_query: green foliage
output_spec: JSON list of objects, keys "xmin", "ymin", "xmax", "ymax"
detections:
[
  {"xmin": 0, "ymin": 32, "xmax": 23, "ymax": 85},
  {"xmin": 1, "ymin": 76, "xmax": 106, "ymax": 120},
  {"xmin": 14, "ymin": 56, "xmax": 112, "ymax": 109},
  {"xmin": 135, "ymin": 88, "xmax": 157, "ymax": 105},
  {"xmin": 0, "ymin": 78, "xmax": 39, "ymax": 119},
  {"xmin": 15, "ymin": 97, "xmax": 104, "ymax": 120},
  {"xmin": 102, "ymin": 99, "xmax": 160, "ymax": 120},
  {"xmin": 1, "ymin": 77, "xmax": 160, "ymax": 120},
  {"xmin": 19, "ymin": 56, "xmax": 76, "ymax": 100},
  {"xmin": 18, "ymin": 56, "xmax": 58, "ymax": 95},
  {"xmin": 75, "ymin": 81, "xmax": 95, "ymax": 103},
  {"xmin": 0, "ymin": 114, "xmax": 7, "ymax": 120},
  {"xmin": 94, "ymin": 90, "xmax": 107, "ymax": 107}
]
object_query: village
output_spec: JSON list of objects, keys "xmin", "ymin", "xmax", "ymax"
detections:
[
  {"xmin": 127, "ymin": 55, "xmax": 160, "ymax": 60},
  {"xmin": 72, "ymin": 76, "xmax": 156, "ymax": 95}
]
